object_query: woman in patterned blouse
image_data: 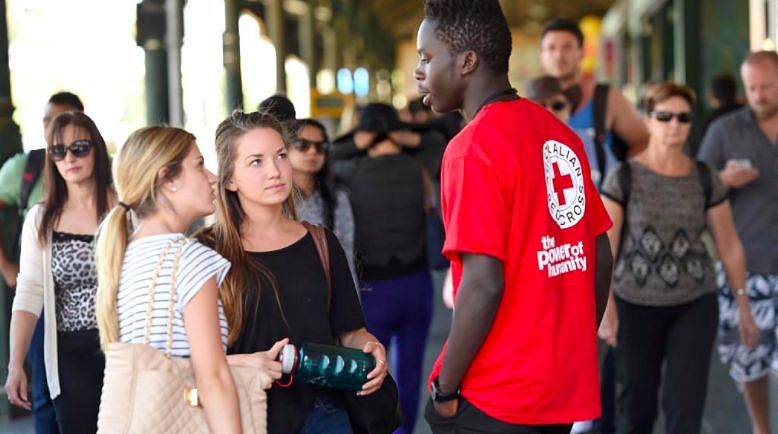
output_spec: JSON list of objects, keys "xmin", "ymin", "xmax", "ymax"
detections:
[{"xmin": 5, "ymin": 112, "xmax": 114, "ymax": 433}]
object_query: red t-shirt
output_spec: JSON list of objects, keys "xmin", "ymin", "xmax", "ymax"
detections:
[{"xmin": 429, "ymin": 98, "xmax": 612, "ymax": 424}]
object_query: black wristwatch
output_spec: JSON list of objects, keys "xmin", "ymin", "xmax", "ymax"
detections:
[{"xmin": 431, "ymin": 377, "xmax": 459, "ymax": 403}]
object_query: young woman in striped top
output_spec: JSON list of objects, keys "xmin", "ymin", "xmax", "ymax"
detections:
[{"xmin": 95, "ymin": 127, "xmax": 244, "ymax": 434}]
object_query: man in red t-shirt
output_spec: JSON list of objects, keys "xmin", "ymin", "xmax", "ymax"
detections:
[{"xmin": 414, "ymin": 1, "xmax": 614, "ymax": 433}]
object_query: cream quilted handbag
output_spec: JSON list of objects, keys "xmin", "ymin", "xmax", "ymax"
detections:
[{"xmin": 97, "ymin": 237, "xmax": 271, "ymax": 433}]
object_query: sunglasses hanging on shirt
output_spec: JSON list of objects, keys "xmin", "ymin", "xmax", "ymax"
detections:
[{"xmin": 48, "ymin": 139, "xmax": 93, "ymax": 161}]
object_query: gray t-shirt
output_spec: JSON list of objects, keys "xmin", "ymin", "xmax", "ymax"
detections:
[
  {"xmin": 698, "ymin": 106, "xmax": 778, "ymax": 275},
  {"xmin": 602, "ymin": 160, "xmax": 728, "ymax": 306}
]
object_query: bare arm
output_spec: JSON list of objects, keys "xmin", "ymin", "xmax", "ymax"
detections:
[
  {"xmin": 594, "ymin": 233, "xmax": 613, "ymax": 327},
  {"xmin": 339, "ymin": 327, "xmax": 388, "ymax": 396},
  {"xmin": 598, "ymin": 197, "xmax": 623, "ymax": 347},
  {"xmin": 4, "ymin": 310, "xmax": 38, "ymax": 410},
  {"xmin": 706, "ymin": 201, "xmax": 759, "ymax": 348},
  {"xmin": 437, "ymin": 253, "xmax": 503, "ymax": 395},
  {"xmin": 183, "ymin": 277, "xmax": 241, "ymax": 434},
  {"xmin": 607, "ymin": 88, "xmax": 649, "ymax": 156}
]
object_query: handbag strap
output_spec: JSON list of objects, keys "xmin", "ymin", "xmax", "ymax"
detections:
[
  {"xmin": 143, "ymin": 236, "xmax": 188, "ymax": 356},
  {"xmin": 301, "ymin": 221, "xmax": 331, "ymax": 310}
]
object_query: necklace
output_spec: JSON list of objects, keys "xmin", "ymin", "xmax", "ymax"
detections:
[{"xmin": 476, "ymin": 87, "xmax": 519, "ymax": 115}]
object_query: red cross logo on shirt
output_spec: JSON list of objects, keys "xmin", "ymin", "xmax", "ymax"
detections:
[{"xmin": 552, "ymin": 162, "xmax": 574, "ymax": 205}]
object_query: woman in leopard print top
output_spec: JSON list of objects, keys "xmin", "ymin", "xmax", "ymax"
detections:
[{"xmin": 6, "ymin": 112, "xmax": 114, "ymax": 434}]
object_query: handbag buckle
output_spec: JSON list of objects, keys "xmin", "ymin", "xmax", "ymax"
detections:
[{"xmin": 184, "ymin": 386, "xmax": 200, "ymax": 407}]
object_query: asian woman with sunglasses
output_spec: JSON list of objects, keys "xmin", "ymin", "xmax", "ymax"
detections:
[
  {"xmin": 597, "ymin": 82, "xmax": 759, "ymax": 434},
  {"xmin": 5, "ymin": 111, "xmax": 115, "ymax": 433},
  {"xmin": 289, "ymin": 118, "xmax": 356, "ymax": 272}
]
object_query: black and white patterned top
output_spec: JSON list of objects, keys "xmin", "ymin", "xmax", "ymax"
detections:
[
  {"xmin": 51, "ymin": 231, "xmax": 98, "ymax": 332},
  {"xmin": 297, "ymin": 188, "xmax": 355, "ymax": 269},
  {"xmin": 602, "ymin": 160, "xmax": 729, "ymax": 307}
]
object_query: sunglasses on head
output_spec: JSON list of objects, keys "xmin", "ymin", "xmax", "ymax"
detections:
[
  {"xmin": 651, "ymin": 111, "xmax": 693, "ymax": 123},
  {"xmin": 292, "ymin": 138, "xmax": 329, "ymax": 153},
  {"xmin": 542, "ymin": 100, "xmax": 568, "ymax": 111},
  {"xmin": 48, "ymin": 139, "xmax": 93, "ymax": 161}
]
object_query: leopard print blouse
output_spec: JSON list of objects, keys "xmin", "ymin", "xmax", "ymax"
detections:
[{"xmin": 51, "ymin": 231, "xmax": 98, "ymax": 332}]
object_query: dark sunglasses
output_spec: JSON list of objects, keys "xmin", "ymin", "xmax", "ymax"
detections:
[
  {"xmin": 292, "ymin": 138, "xmax": 329, "ymax": 153},
  {"xmin": 48, "ymin": 139, "xmax": 93, "ymax": 161},
  {"xmin": 542, "ymin": 100, "xmax": 568, "ymax": 111},
  {"xmin": 651, "ymin": 111, "xmax": 693, "ymax": 123}
]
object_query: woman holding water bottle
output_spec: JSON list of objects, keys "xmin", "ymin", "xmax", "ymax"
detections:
[{"xmin": 197, "ymin": 110, "xmax": 387, "ymax": 434}]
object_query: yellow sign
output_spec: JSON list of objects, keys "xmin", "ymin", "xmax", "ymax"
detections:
[{"xmin": 310, "ymin": 89, "xmax": 355, "ymax": 118}]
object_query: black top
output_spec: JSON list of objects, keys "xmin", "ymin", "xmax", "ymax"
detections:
[
  {"xmin": 349, "ymin": 154, "xmax": 427, "ymax": 280},
  {"xmin": 227, "ymin": 229, "xmax": 365, "ymax": 434}
]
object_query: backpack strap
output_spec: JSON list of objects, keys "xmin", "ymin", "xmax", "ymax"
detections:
[
  {"xmin": 18, "ymin": 149, "xmax": 45, "ymax": 212},
  {"xmin": 617, "ymin": 161, "xmax": 632, "ymax": 206},
  {"xmin": 616, "ymin": 162, "xmax": 632, "ymax": 257},
  {"xmin": 593, "ymin": 83, "xmax": 610, "ymax": 187},
  {"xmin": 694, "ymin": 160, "xmax": 713, "ymax": 208},
  {"xmin": 302, "ymin": 221, "xmax": 332, "ymax": 311},
  {"xmin": 11, "ymin": 149, "xmax": 46, "ymax": 263}
]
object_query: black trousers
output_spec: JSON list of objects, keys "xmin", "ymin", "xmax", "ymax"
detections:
[
  {"xmin": 616, "ymin": 293, "xmax": 718, "ymax": 434},
  {"xmin": 53, "ymin": 329, "xmax": 105, "ymax": 434},
  {"xmin": 425, "ymin": 397, "xmax": 572, "ymax": 434}
]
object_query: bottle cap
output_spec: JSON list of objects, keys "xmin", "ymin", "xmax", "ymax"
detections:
[{"xmin": 279, "ymin": 344, "xmax": 296, "ymax": 374}]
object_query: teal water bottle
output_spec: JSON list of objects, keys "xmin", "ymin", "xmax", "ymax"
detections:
[{"xmin": 278, "ymin": 342, "xmax": 376, "ymax": 391}]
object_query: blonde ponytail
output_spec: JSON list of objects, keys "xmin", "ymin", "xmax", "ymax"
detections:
[{"xmin": 95, "ymin": 206, "xmax": 130, "ymax": 348}]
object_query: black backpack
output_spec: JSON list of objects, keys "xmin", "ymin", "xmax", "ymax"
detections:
[{"xmin": 10, "ymin": 148, "xmax": 45, "ymax": 261}]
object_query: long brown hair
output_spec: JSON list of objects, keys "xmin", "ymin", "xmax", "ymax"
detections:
[
  {"xmin": 200, "ymin": 110, "xmax": 297, "ymax": 344},
  {"xmin": 95, "ymin": 126, "xmax": 196, "ymax": 348},
  {"xmin": 38, "ymin": 112, "xmax": 112, "ymax": 244}
]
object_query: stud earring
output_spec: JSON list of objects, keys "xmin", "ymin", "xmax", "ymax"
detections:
[{"xmin": 172, "ymin": 186, "xmax": 178, "ymax": 192}]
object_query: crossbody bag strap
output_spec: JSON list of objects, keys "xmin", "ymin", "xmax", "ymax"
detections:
[
  {"xmin": 143, "ymin": 237, "xmax": 188, "ymax": 356},
  {"xmin": 301, "ymin": 221, "xmax": 331, "ymax": 311}
]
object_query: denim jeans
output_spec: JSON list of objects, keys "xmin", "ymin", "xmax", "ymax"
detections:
[{"xmin": 300, "ymin": 395, "xmax": 353, "ymax": 434}]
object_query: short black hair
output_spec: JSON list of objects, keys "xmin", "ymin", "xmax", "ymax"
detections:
[
  {"xmin": 423, "ymin": 0, "xmax": 512, "ymax": 74},
  {"xmin": 48, "ymin": 91, "xmax": 84, "ymax": 111},
  {"xmin": 258, "ymin": 94, "xmax": 296, "ymax": 123},
  {"xmin": 710, "ymin": 73, "xmax": 737, "ymax": 104},
  {"xmin": 541, "ymin": 18, "xmax": 584, "ymax": 47}
]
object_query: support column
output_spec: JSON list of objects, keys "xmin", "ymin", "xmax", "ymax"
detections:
[
  {"xmin": 138, "ymin": 0, "xmax": 169, "ymax": 124},
  {"xmin": 165, "ymin": 0, "xmax": 184, "ymax": 126},
  {"xmin": 224, "ymin": 0, "xmax": 243, "ymax": 112},
  {"xmin": 674, "ymin": 0, "xmax": 704, "ymax": 150},
  {"xmin": 0, "ymin": 0, "xmax": 20, "ymax": 418},
  {"xmin": 299, "ymin": 3, "xmax": 315, "ymax": 85},
  {"xmin": 0, "ymin": 0, "xmax": 19, "ymax": 163},
  {"xmin": 267, "ymin": 0, "xmax": 286, "ymax": 94}
]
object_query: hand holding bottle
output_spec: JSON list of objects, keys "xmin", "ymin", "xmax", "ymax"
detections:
[
  {"xmin": 228, "ymin": 338, "xmax": 288, "ymax": 382},
  {"xmin": 358, "ymin": 340, "xmax": 388, "ymax": 396}
]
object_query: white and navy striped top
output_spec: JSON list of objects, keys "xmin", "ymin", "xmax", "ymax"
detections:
[{"xmin": 116, "ymin": 233, "xmax": 231, "ymax": 357}]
